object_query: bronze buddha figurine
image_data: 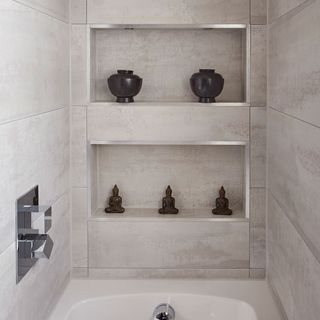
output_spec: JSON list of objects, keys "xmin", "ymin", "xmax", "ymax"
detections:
[
  {"xmin": 159, "ymin": 185, "xmax": 179, "ymax": 214},
  {"xmin": 105, "ymin": 185, "xmax": 125, "ymax": 213},
  {"xmin": 212, "ymin": 186, "xmax": 232, "ymax": 215}
]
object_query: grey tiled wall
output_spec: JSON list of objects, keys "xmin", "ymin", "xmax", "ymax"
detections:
[{"xmin": 267, "ymin": 0, "xmax": 320, "ymax": 318}]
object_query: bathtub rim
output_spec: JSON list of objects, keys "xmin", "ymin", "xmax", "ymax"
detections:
[
  {"xmin": 48, "ymin": 279, "xmax": 284, "ymax": 320},
  {"xmin": 65, "ymin": 292, "xmax": 258, "ymax": 320}
]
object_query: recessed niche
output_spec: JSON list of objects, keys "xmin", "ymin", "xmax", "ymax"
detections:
[
  {"xmin": 88, "ymin": 142, "xmax": 249, "ymax": 220},
  {"xmin": 89, "ymin": 25, "xmax": 250, "ymax": 104}
]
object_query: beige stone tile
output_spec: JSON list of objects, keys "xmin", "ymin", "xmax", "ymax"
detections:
[
  {"xmin": 250, "ymin": 107, "xmax": 266, "ymax": 187},
  {"xmin": 71, "ymin": 107, "xmax": 87, "ymax": 187},
  {"xmin": 72, "ymin": 25, "xmax": 88, "ymax": 106},
  {"xmin": 0, "ymin": 108, "xmax": 69, "ymax": 255},
  {"xmin": 0, "ymin": 1, "xmax": 69, "ymax": 123},
  {"xmin": 268, "ymin": 0, "xmax": 320, "ymax": 127},
  {"xmin": 72, "ymin": 188, "xmax": 88, "ymax": 268},
  {"xmin": 87, "ymin": 105, "xmax": 250, "ymax": 141},
  {"xmin": 250, "ymin": 26, "xmax": 266, "ymax": 107},
  {"xmin": 250, "ymin": 268, "xmax": 266, "ymax": 279},
  {"xmin": 88, "ymin": 220, "xmax": 249, "ymax": 269},
  {"xmin": 71, "ymin": 0, "xmax": 86, "ymax": 23},
  {"xmin": 268, "ymin": 108, "xmax": 320, "ymax": 261},
  {"xmin": 89, "ymin": 268, "xmax": 250, "ymax": 279},
  {"xmin": 250, "ymin": 226, "xmax": 266, "ymax": 269},
  {"xmin": 251, "ymin": 0, "xmax": 267, "ymax": 24},
  {"xmin": 250, "ymin": 188, "xmax": 266, "ymax": 228},
  {"xmin": 72, "ymin": 268, "xmax": 88, "ymax": 278},
  {"xmin": 87, "ymin": 0, "xmax": 249, "ymax": 24},
  {"xmin": 268, "ymin": 194, "xmax": 320, "ymax": 320}
]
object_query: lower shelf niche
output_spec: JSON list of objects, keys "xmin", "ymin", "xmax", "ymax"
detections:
[{"xmin": 89, "ymin": 143, "xmax": 249, "ymax": 220}]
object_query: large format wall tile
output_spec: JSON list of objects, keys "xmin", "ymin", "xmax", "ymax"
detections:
[
  {"xmin": 250, "ymin": 26, "xmax": 266, "ymax": 107},
  {"xmin": 251, "ymin": 0, "xmax": 266, "ymax": 24},
  {"xmin": 250, "ymin": 107, "xmax": 266, "ymax": 187},
  {"xmin": 94, "ymin": 29, "xmax": 244, "ymax": 103},
  {"xmin": 268, "ymin": 108, "xmax": 320, "ymax": 261},
  {"xmin": 72, "ymin": 188, "xmax": 88, "ymax": 268},
  {"xmin": 250, "ymin": 188, "xmax": 266, "ymax": 269},
  {"xmin": 0, "ymin": 1, "xmax": 69, "ymax": 123},
  {"xmin": 0, "ymin": 108, "xmax": 69, "ymax": 255},
  {"xmin": 72, "ymin": 25, "xmax": 88, "ymax": 106},
  {"xmin": 268, "ymin": 0, "xmax": 308, "ymax": 23},
  {"xmin": 88, "ymin": 221, "xmax": 249, "ymax": 269},
  {"xmin": 89, "ymin": 268, "xmax": 249, "ymax": 279},
  {"xmin": 71, "ymin": 0, "xmax": 86, "ymax": 23},
  {"xmin": 87, "ymin": 105, "xmax": 249, "ymax": 141},
  {"xmin": 268, "ymin": 194, "xmax": 320, "ymax": 320},
  {"xmin": 71, "ymin": 107, "xmax": 87, "ymax": 187},
  {"xmin": 13, "ymin": 0, "xmax": 69, "ymax": 22},
  {"xmin": 87, "ymin": 0, "xmax": 249, "ymax": 24},
  {"xmin": 268, "ymin": 0, "xmax": 320, "ymax": 127}
]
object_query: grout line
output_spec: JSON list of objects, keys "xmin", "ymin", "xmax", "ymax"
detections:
[
  {"xmin": 0, "ymin": 106, "xmax": 66, "ymax": 126},
  {"xmin": 12, "ymin": 0, "xmax": 69, "ymax": 24},
  {"xmin": 269, "ymin": 105, "xmax": 320, "ymax": 129},
  {"xmin": 269, "ymin": 0, "xmax": 316, "ymax": 27}
]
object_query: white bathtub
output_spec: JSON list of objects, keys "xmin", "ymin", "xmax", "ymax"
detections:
[{"xmin": 49, "ymin": 280, "xmax": 284, "ymax": 320}]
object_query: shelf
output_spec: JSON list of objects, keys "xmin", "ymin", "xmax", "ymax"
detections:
[
  {"xmin": 89, "ymin": 140, "xmax": 248, "ymax": 146},
  {"xmin": 88, "ymin": 26, "xmax": 250, "ymax": 104},
  {"xmin": 89, "ymin": 24, "xmax": 248, "ymax": 30},
  {"xmin": 90, "ymin": 208, "xmax": 248, "ymax": 222},
  {"xmin": 88, "ymin": 102, "xmax": 250, "ymax": 108}
]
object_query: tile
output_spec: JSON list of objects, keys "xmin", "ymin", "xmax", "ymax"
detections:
[
  {"xmin": 97, "ymin": 145, "xmax": 245, "ymax": 210},
  {"xmin": 94, "ymin": 29, "xmax": 244, "ymax": 103},
  {"xmin": 251, "ymin": 0, "xmax": 267, "ymax": 24},
  {"xmin": 71, "ymin": 25, "xmax": 88, "ymax": 106},
  {"xmin": 87, "ymin": 105, "xmax": 250, "ymax": 141},
  {"xmin": 250, "ymin": 188, "xmax": 266, "ymax": 228},
  {"xmin": 71, "ymin": 107, "xmax": 87, "ymax": 187},
  {"xmin": 88, "ymin": 221, "xmax": 249, "ymax": 269},
  {"xmin": 72, "ymin": 268, "xmax": 88, "ymax": 278},
  {"xmin": 87, "ymin": 0, "xmax": 249, "ymax": 24},
  {"xmin": 13, "ymin": 0, "xmax": 69, "ymax": 22},
  {"xmin": 250, "ymin": 26, "xmax": 267, "ymax": 107},
  {"xmin": 0, "ymin": 244, "xmax": 16, "ymax": 320},
  {"xmin": 0, "ymin": 0, "xmax": 69, "ymax": 123},
  {"xmin": 268, "ymin": 0, "xmax": 320, "ymax": 127},
  {"xmin": 71, "ymin": 0, "xmax": 86, "ymax": 23},
  {"xmin": 72, "ymin": 188, "xmax": 88, "ymax": 268},
  {"xmin": 250, "ymin": 227, "xmax": 266, "ymax": 269},
  {"xmin": 268, "ymin": 193, "xmax": 320, "ymax": 320},
  {"xmin": 89, "ymin": 268, "xmax": 250, "ymax": 279},
  {"xmin": 250, "ymin": 188, "xmax": 266, "ymax": 269},
  {"xmin": 0, "ymin": 108, "xmax": 69, "ymax": 255},
  {"xmin": 268, "ymin": 0, "xmax": 308, "ymax": 23},
  {"xmin": 268, "ymin": 109, "xmax": 320, "ymax": 261},
  {"xmin": 250, "ymin": 269, "xmax": 266, "ymax": 279},
  {"xmin": 250, "ymin": 108, "xmax": 266, "ymax": 187}
]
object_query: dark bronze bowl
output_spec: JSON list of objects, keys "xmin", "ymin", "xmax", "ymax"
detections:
[
  {"xmin": 108, "ymin": 70, "xmax": 143, "ymax": 103},
  {"xmin": 190, "ymin": 69, "xmax": 224, "ymax": 103}
]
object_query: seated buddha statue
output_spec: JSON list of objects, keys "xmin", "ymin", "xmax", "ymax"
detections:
[
  {"xmin": 105, "ymin": 185, "xmax": 125, "ymax": 213},
  {"xmin": 212, "ymin": 186, "xmax": 232, "ymax": 215},
  {"xmin": 159, "ymin": 185, "xmax": 179, "ymax": 214}
]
